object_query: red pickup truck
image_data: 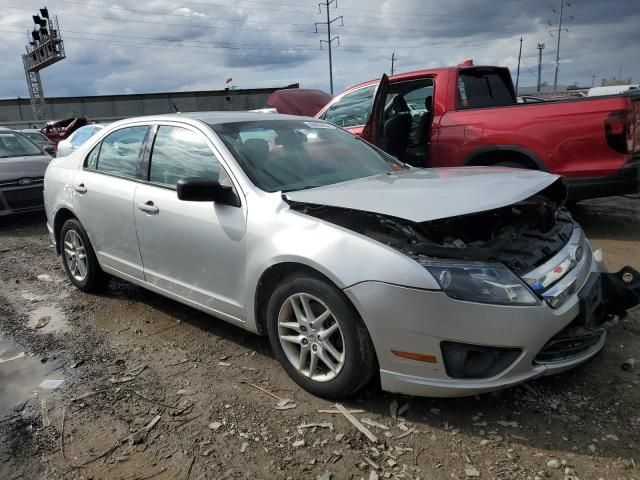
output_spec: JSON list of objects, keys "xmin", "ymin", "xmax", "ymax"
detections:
[{"xmin": 314, "ymin": 61, "xmax": 640, "ymax": 200}]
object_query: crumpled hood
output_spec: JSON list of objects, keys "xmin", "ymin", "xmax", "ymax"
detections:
[
  {"xmin": 0, "ymin": 155, "xmax": 51, "ymax": 183},
  {"xmin": 285, "ymin": 167, "xmax": 562, "ymax": 223}
]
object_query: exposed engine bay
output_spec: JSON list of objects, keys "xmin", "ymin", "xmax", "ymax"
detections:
[{"xmin": 287, "ymin": 182, "xmax": 573, "ymax": 275}]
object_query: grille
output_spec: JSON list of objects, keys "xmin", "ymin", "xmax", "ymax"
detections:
[
  {"xmin": 2, "ymin": 187, "xmax": 44, "ymax": 210},
  {"xmin": 534, "ymin": 327, "xmax": 604, "ymax": 364},
  {"xmin": 0, "ymin": 177, "xmax": 44, "ymax": 188}
]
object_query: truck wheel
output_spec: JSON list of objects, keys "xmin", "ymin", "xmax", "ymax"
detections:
[
  {"xmin": 495, "ymin": 161, "xmax": 528, "ymax": 169},
  {"xmin": 266, "ymin": 274, "xmax": 376, "ymax": 398}
]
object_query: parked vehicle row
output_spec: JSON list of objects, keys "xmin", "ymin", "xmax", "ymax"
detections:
[{"xmin": 44, "ymin": 112, "xmax": 640, "ymax": 398}]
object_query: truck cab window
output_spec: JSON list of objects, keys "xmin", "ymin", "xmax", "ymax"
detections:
[{"xmin": 457, "ymin": 69, "xmax": 516, "ymax": 109}]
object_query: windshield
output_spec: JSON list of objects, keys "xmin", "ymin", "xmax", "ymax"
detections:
[
  {"xmin": 21, "ymin": 132, "xmax": 48, "ymax": 142},
  {"xmin": 0, "ymin": 132, "xmax": 43, "ymax": 158},
  {"xmin": 211, "ymin": 120, "xmax": 406, "ymax": 192}
]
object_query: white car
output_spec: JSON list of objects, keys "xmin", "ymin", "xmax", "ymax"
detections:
[
  {"xmin": 56, "ymin": 124, "xmax": 105, "ymax": 157},
  {"xmin": 587, "ymin": 85, "xmax": 640, "ymax": 97}
]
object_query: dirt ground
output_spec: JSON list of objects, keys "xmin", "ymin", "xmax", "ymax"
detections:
[{"xmin": 0, "ymin": 195, "xmax": 638, "ymax": 480}]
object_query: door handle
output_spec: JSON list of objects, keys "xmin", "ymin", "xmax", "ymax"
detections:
[
  {"xmin": 136, "ymin": 201, "xmax": 159, "ymax": 214},
  {"xmin": 73, "ymin": 183, "xmax": 87, "ymax": 193}
]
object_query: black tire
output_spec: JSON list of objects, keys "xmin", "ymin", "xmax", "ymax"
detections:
[
  {"xmin": 266, "ymin": 274, "xmax": 376, "ymax": 398},
  {"xmin": 59, "ymin": 218, "xmax": 107, "ymax": 292},
  {"xmin": 495, "ymin": 161, "xmax": 528, "ymax": 169}
]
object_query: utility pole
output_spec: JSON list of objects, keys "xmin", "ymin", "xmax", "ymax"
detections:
[
  {"xmin": 552, "ymin": 0, "xmax": 571, "ymax": 92},
  {"xmin": 515, "ymin": 37, "xmax": 523, "ymax": 94},
  {"xmin": 315, "ymin": 0, "xmax": 342, "ymax": 95},
  {"xmin": 537, "ymin": 43, "xmax": 545, "ymax": 92},
  {"xmin": 391, "ymin": 51, "xmax": 396, "ymax": 76}
]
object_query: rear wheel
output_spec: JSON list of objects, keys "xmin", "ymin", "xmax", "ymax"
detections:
[
  {"xmin": 60, "ymin": 219, "xmax": 106, "ymax": 292},
  {"xmin": 266, "ymin": 274, "xmax": 376, "ymax": 398},
  {"xmin": 495, "ymin": 161, "xmax": 529, "ymax": 169}
]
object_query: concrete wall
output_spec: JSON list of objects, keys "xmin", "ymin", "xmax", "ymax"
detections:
[{"xmin": 0, "ymin": 85, "xmax": 297, "ymax": 129}]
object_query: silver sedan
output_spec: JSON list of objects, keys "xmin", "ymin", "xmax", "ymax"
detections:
[{"xmin": 43, "ymin": 112, "xmax": 639, "ymax": 398}]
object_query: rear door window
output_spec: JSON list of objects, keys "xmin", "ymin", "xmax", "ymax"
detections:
[
  {"xmin": 457, "ymin": 70, "xmax": 515, "ymax": 109},
  {"xmin": 95, "ymin": 126, "xmax": 148, "ymax": 178},
  {"xmin": 148, "ymin": 126, "xmax": 222, "ymax": 188}
]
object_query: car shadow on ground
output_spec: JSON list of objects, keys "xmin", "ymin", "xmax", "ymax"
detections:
[
  {"xmin": 0, "ymin": 211, "xmax": 47, "ymax": 235},
  {"xmin": 570, "ymin": 195, "xmax": 640, "ymax": 243}
]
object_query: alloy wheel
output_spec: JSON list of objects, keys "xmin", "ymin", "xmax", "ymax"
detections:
[
  {"xmin": 277, "ymin": 293, "xmax": 346, "ymax": 382},
  {"xmin": 63, "ymin": 229, "xmax": 88, "ymax": 282}
]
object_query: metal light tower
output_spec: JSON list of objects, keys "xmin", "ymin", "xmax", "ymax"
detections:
[{"xmin": 22, "ymin": 7, "xmax": 66, "ymax": 121}]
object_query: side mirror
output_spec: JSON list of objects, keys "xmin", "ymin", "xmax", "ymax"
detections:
[{"xmin": 177, "ymin": 177, "xmax": 240, "ymax": 207}]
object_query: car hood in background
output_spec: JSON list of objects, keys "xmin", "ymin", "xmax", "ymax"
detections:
[
  {"xmin": 267, "ymin": 88, "xmax": 333, "ymax": 117},
  {"xmin": 285, "ymin": 167, "xmax": 561, "ymax": 223},
  {"xmin": 0, "ymin": 155, "xmax": 51, "ymax": 183}
]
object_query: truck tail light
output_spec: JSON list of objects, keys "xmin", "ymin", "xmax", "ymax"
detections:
[{"xmin": 604, "ymin": 110, "xmax": 630, "ymax": 154}]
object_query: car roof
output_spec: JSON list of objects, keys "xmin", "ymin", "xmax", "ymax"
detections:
[
  {"xmin": 18, "ymin": 129, "xmax": 43, "ymax": 133},
  {"xmin": 114, "ymin": 111, "xmax": 316, "ymax": 127}
]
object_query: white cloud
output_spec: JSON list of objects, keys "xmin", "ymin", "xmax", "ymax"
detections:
[{"xmin": 0, "ymin": 0, "xmax": 637, "ymax": 99}]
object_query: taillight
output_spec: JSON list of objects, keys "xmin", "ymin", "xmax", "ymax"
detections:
[{"xmin": 604, "ymin": 110, "xmax": 630, "ymax": 154}]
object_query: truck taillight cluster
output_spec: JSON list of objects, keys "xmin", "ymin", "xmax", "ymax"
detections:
[{"xmin": 604, "ymin": 110, "xmax": 632, "ymax": 154}]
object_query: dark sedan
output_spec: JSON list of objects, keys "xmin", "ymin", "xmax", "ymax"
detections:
[
  {"xmin": 0, "ymin": 127, "xmax": 51, "ymax": 216},
  {"xmin": 18, "ymin": 129, "xmax": 57, "ymax": 155}
]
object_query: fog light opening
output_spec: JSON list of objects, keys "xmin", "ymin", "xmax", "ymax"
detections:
[{"xmin": 440, "ymin": 341, "xmax": 521, "ymax": 379}]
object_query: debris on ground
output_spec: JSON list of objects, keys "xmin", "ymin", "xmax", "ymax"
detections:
[
  {"xmin": 334, "ymin": 404, "xmax": 378, "ymax": 443},
  {"xmin": 621, "ymin": 358, "xmax": 636, "ymax": 370},
  {"xmin": 34, "ymin": 316, "xmax": 50, "ymax": 329}
]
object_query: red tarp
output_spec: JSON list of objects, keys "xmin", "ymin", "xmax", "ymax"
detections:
[{"xmin": 267, "ymin": 89, "xmax": 333, "ymax": 117}]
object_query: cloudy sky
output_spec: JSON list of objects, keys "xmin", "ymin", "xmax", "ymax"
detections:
[{"xmin": 1, "ymin": 0, "xmax": 638, "ymax": 98}]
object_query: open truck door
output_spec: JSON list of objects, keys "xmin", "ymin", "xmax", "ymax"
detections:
[{"xmin": 361, "ymin": 73, "xmax": 389, "ymax": 148}]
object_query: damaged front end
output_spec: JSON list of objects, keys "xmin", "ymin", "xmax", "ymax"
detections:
[
  {"xmin": 286, "ymin": 179, "xmax": 640, "ymax": 356},
  {"xmin": 287, "ymin": 180, "xmax": 573, "ymax": 276}
]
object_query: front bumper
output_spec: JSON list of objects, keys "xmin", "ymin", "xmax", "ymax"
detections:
[
  {"xmin": 0, "ymin": 182, "xmax": 45, "ymax": 217},
  {"xmin": 344, "ymin": 259, "xmax": 639, "ymax": 397}
]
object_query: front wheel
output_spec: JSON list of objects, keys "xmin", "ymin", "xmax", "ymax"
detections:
[
  {"xmin": 60, "ymin": 218, "xmax": 106, "ymax": 292},
  {"xmin": 266, "ymin": 274, "xmax": 376, "ymax": 398}
]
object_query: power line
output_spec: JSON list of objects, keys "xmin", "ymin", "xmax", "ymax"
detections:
[
  {"xmin": 0, "ymin": 4, "xmax": 316, "ymax": 34},
  {"xmin": 0, "ymin": 24, "xmax": 500, "ymax": 52},
  {"xmin": 49, "ymin": 0, "xmax": 316, "ymax": 24}
]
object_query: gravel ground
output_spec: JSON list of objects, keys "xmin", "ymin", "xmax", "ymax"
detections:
[{"xmin": 0, "ymin": 195, "xmax": 638, "ymax": 480}]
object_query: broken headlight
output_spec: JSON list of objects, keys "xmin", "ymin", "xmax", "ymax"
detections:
[{"xmin": 424, "ymin": 263, "xmax": 539, "ymax": 306}]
